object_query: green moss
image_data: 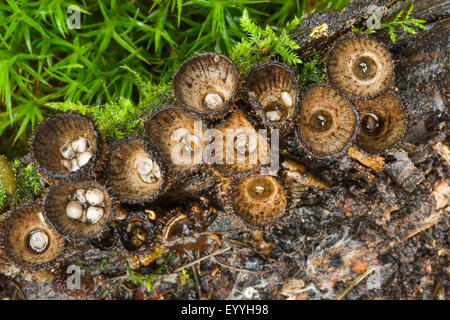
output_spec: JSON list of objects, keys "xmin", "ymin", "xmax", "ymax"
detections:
[
  {"xmin": 352, "ymin": 4, "xmax": 427, "ymax": 43},
  {"xmin": 0, "ymin": 159, "xmax": 42, "ymax": 213},
  {"xmin": 298, "ymin": 50, "xmax": 325, "ymax": 89},
  {"xmin": 230, "ymin": 9, "xmax": 302, "ymax": 75},
  {"xmin": 10, "ymin": 161, "xmax": 42, "ymax": 207},
  {"xmin": 0, "ymin": 184, "xmax": 6, "ymax": 212}
]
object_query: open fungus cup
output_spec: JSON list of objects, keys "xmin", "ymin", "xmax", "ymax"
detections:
[
  {"xmin": 354, "ymin": 91, "xmax": 407, "ymax": 154},
  {"xmin": 145, "ymin": 105, "xmax": 207, "ymax": 174},
  {"xmin": 44, "ymin": 181, "xmax": 114, "ymax": 241},
  {"xmin": 214, "ymin": 110, "xmax": 271, "ymax": 176},
  {"xmin": 172, "ymin": 53, "xmax": 239, "ymax": 120},
  {"xmin": 106, "ymin": 137, "xmax": 167, "ymax": 204},
  {"xmin": 245, "ymin": 62, "xmax": 300, "ymax": 131},
  {"xmin": 31, "ymin": 112, "xmax": 103, "ymax": 181},
  {"xmin": 117, "ymin": 211, "xmax": 157, "ymax": 255},
  {"xmin": 230, "ymin": 173, "xmax": 288, "ymax": 229},
  {"xmin": 297, "ymin": 84, "xmax": 359, "ymax": 158},
  {"xmin": 327, "ymin": 36, "xmax": 394, "ymax": 100},
  {"xmin": 1, "ymin": 202, "xmax": 65, "ymax": 270}
]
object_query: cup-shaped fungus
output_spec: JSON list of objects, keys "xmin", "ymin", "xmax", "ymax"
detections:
[
  {"xmin": 354, "ymin": 91, "xmax": 407, "ymax": 154},
  {"xmin": 245, "ymin": 62, "xmax": 299, "ymax": 131},
  {"xmin": 298, "ymin": 85, "xmax": 359, "ymax": 158},
  {"xmin": 145, "ymin": 106, "xmax": 206, "ymax": 174},
  {"xmin": 327, "ymin": 37, "xmax": 394, "ymax": 99},
  {"xmin": 31, "ymin": 112, "xmax": 102, "ymax": 181},
  {"xmin": 172, "ymin": 53, "xmax": 239, "ymax": 120},
  {"xmin": 1, "ymin": 202, "xmax": 65, "ymax": 270},
  {"xmin": 214, "ymin": 110, "xmax": 270, "ymax": 176},
  {"xmin": 106, "ymin": 137, "xmax": 167, "ymax": 204},
  {"xmin": 231, "ymin": 174, "xmax": 287, "ymax": 228},
  {"xmin": 44, "ymin": 181, "xmax": 113, "ymax": 240},
  {"xmin": 117, "ymin": 211, "xmax": 156, "ymax": 255}
]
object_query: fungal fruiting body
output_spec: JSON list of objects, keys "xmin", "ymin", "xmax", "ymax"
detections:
[
  {"xmin": 44, "ymin": 182, "xmax": 113, "ymax": 240},
  {"xmin": 118, "ymin": 211, "xmax": 156, "ymax": 255},
  {"xmin": 246, "ymin": 62, "xmax": 299, "ymax": 131},
  {"xmin": 145, "ymin": 106, "xmax": 206, "ymax": 173},
  {"xmin": 31, "ymin": 112, "xmax": 102, "ymax": 181},
  {"xmin": 1, "ymin": 203, "xmax": 65, "ymax": 270},
  {"xmin": 172, "ymin": 53, "xmax": 239, "ymax": 119},
  {"xmin": 327, "ymin": 37, "xmax": 394, "ymax": 99},
  {"xmin": 215, "ymin": 110, "xmax": 270, "ymax": 175},
  {"xmin": 354, "ymin": 91, "xmax": 407, "ymax": 153},
  {"xmin": 107, "ymin": 137, "xmax": 166, "ymax": 203},
  {"xmin": 231, "ymin": 174, "xmax": 287, "ymax": 228},
  {"xmin": 60, "ymin": 136, "xmax": 93, "ymax": 172},
  {"xmin": 65, "ymin": 187, "xmax": 105, "ymax": 224},
  {"xmin": 298, "ymin": 85, "xmax": 359, "ymax": 158}
]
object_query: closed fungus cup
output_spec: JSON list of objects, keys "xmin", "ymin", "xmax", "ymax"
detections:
[
  {"xmin": 44, "ymin": 181, "xmax": 113, "ymax": 240},
  {"xmin": 298, "ymin": 85, "xmax": 359, "ymax": 158},
  {"xmin": 1, "ymin": 202, "xmax": 65, "ymax": 270},
  {"xmin": 231, "ymin": 173, "xmax": 287, "ymax": 228},
  {"xmin": 107, "ymin": 137, "xmax": 167, "ymax": 204},
  {"xmin": 327, "ymin": 36, "xmax": 394, "ymax": 99},
  {"xmin": 354, "ymin": 91, "xmax": 407, "ymax": 154},
  {"xmin": 31, "ymin": 112, "xmax": 103, "ymax": 181},
  {"xmin": 172, "ymin": 53, "xmax": 239, "ymax": 120},
  {"xmin": 214, "ymin": 110, "xmax": 270, "ymax": 176},
  {"xmin": 145, "ymin": 105, "xmax": 206, "ymax": 174},
  {"xmin": 117, "ymin": 211, "xmax": 157, "ymax": 256},
  {"xmin": 245, "ymin": 62, "xmax": 300, "ymax": 131}
]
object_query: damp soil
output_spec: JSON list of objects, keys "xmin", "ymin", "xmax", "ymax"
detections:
[{"xmin": 0, "ymin": 0, "xmax": 449, "ymax": 300}]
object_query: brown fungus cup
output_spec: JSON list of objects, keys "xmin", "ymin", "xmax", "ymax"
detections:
[
  {"xmin": 31, "ymin": 112, "xmax": 103, "ymax": 181},
  {"xmin": 327, "ymin": 36, "xmax": 394, "ymax": 99},
  {"xmin": 145, "ymin": 105, "xmax": 206, "ymax": 174},
  {"xmin": 214, "ymin": 110, "xmax": 270, "ymax": 176},
  {"xmin": 231, "ymin": 173, "xmax": 287, "ymax": 228},
  {"xmin": 245, "ymin": 62, "xmax": 300, "ymax": 131},
  {"xmin": 106, "ymin": 137, "xmax": 167, "ymax": 204},
  {"xmin": 1, "ymin": 202, "xmax": 65, "ymax": 270},
  {"xmin": 44, "ymin": 181, "xmax": 114, "ymax": 241},
  {"xmin": 298, "ymin": 84, "xmax": 359, "ymax": 158},
  {"xmin": 172, "ymin": 53, "xmax": 239, "ymax": 120},
  {"xmin": 117, "ymin": 211, "xmax": 157, "ymax": 256},
  {"xmin": 354, "ymin": 91, "xmax": 407, "ymax": 154}
]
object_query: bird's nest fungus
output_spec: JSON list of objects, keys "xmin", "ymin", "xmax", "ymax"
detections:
[{"xmin": 1, "ymin": 39, "xmax": 408, "ymax": 271}]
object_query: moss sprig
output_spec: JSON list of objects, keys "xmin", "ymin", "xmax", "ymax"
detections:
[
  {"xmin": 298, "ymin": 50, "xmax": 325, "ymax": 89},
  {"xmin": 231, "ymin": 9, "xmax": 302, "ymax": 74},
  {"xmin": 352, "ymin": 4, "xmax": 427, "ymax": 43},
  {"xmin": 47, "ymin": 79, "xmax": 173, "ymax": 144}
]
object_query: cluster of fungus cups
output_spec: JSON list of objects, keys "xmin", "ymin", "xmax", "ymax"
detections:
[
  {"xmin": 325, "ymin": 36, "xmax": 407, "ymax": 154},
  {"xmin": 297, "ymin": 36, "xmax": 406, "ymax": 158},
  {"xmin": 0, "ymin": 37, "xmax": 410, "ymax": 270}
]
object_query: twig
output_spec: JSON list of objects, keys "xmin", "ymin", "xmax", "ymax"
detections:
[
  {"xmin": 173, "ymin": 247, "xmax": 232, "ymax": 273},
  {"xmin": 211, "ymin": 256, "xmax": 261, "ymax": 274},
  {"xmin": 335, "ymin": 267, "xmax": 376, "ymax": 300}
]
